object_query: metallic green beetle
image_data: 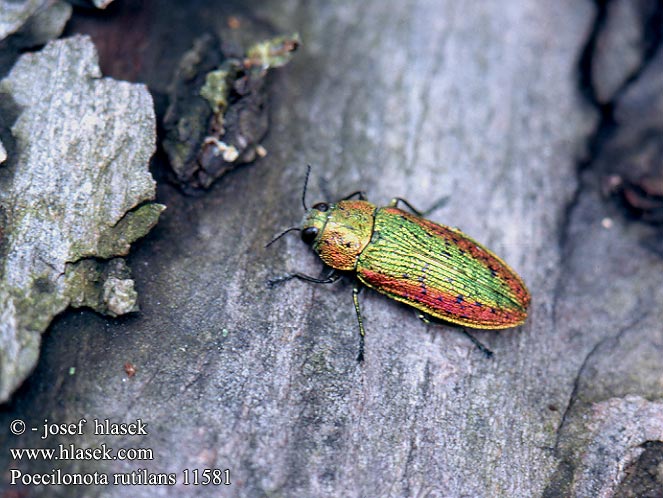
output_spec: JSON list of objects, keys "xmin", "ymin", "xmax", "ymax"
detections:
[{"xmin": 269, "ymin": 170, "xmax": 530, "ymax": 360}]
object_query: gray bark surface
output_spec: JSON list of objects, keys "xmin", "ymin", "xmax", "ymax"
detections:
[
  {"xmin": 1, "ymin": 1, "xmax": 662, "ymax": 497},
  {"xmin": 0, "ymin": 0, "xmax": 45, "ymax": 40}
]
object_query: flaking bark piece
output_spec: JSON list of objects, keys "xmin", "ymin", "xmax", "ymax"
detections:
[
  {"xmin": 0, "ymin": 0, "xmax": 46, "ymax": 41},
  {"xmin": 0, "ymin": 35, "xmax": 164, "ymax": 403},
  {"xmin": 163, "ymin": 33, "xmax": 299, "ymax": 192},
  {"xmin": 0, "ymin": 0, "xmax": 71, "ymax": 43},
  {"xmin": 0, "ymin": 0, "xmax": 72, "ymax": 76},
  {"xmin": 90, "ymin": 0, "xmax": 114, "ymax": 8},
  {"xmin": 65, "ymin": 258, "xmax": 138, "ymax": 317},
  {"xmin": 65, "ymin": 0, "xmax": 115, "ymax": 9}
]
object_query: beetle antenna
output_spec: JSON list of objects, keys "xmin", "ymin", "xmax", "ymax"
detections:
[
  {"xmin": 302, "ymin": 165, "xmax": 312, "ymax": 211},
  {"xmin": 266, "ymin": 227, "xmax": 301, "ymax": 248}
]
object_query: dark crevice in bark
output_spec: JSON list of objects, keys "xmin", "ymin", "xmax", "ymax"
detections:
[
  {"xmin": 561, "ymin": 0, "xmax": 663, "ymax": 254},
  {"xmin": 545, "ymin": 316, "xmax": 646, "ymax": 497},
  {"xmin": 553, "ymin": 314, "xmax": 646, "ymax": 453},
  {"xmin": 547, "ymin": 0, "xmax": 663, "ymax": 494},
  {"xmin": 577, "ymin": 0, "xmax": 612, "ymax": 115},
  {"xmin": 555, "ymin": 0, "xmax": 663, "ymax": 358},
  {"xmin": 555, "ymin": 1, "xmax": 608, "ymax": 266}
]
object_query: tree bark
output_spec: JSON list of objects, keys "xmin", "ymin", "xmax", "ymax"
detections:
[{"xmin": 1, "ymin": 1, "xmax": 662, "ymax": 497}]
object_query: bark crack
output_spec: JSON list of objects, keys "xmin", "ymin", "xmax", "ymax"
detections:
[{"xmin": 553, "ymin": 314, "xmax": 646, "ymax": 454}]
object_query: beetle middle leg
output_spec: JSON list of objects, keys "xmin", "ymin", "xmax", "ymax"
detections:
[
  {"xmin": 353, "ymin": 284, "xmax": 366, "ymax": 362},
  {"xmin": 417, "ymin": 312, "xmax": 494, "ymax": 358},
  {"xmin": 269, "ymin": 269, "xmax": 367, "ymax": 362},
  {"xmin": 390, "ymin": 196, "xmax": 449, "ymax": 217}
]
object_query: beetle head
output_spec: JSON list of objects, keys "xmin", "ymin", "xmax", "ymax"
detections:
[{"xmin": 300, "ymin": 202, "xmax": 331, "ymax": 246}]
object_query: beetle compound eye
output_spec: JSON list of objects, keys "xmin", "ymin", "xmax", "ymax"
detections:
[
  {"xmin": 312, "ymin": 202, "xmax": 329, "ymax": 212},
  {"xmin": 301, "ymin": 227, "xmax": 319, "ymax": 244}
]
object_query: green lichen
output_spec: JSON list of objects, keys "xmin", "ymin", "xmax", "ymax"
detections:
[
  {"xmin": 164, "ymin": 33, "xmax": 299, "ymax": 189},
  {"xmin": 198, "ymin": 34, "xmax": 300, "ymax": 133},
  {"xmin": 10, "ymin": 283, "xmax": 68, "ymax": 332},
  {"xmin": 103, "ymin": 276, "xmax": 138, "ymax": 316},
  {"xmin": 246, "ymin": 33, "xmax": 300, "ymax": 70},
  {"xmin": 96, "ymin": 203, "xmax": 166, "ymax": 259},
  {"xmin": 65, "ymin": 258, "xmax": 138, "ymax": 316},
  {"xmin": 199, "ymin": 68, "xmax": 232, "ymax": 116}
]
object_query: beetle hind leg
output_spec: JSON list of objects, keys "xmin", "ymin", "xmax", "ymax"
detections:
[
  {"xmin": 417, "ymin": 312, "xmax": 493, "ymax": 358},
  {"xmin": 459, "ymin": 329, "xmax": 494, "ymax": 358}
]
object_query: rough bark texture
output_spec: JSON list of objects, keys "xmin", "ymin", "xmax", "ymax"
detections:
[
  {"xmin": 0, "ymin": 35, "xmax": 163, "ymax": 402},
  {"xmin": 0, "ymin": 0, "xmax": 71, "ymax": 43},
  {"xmin": 0, "ymin": 0, "xmax": 72, "ymax": 79},
  {"xmin": 0, "ymin": 1, "xmax": 662, "ymax": 497}
]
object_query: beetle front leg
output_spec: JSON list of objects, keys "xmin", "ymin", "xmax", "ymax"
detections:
[{"xmin": 267, "ymin": 268, "xmax": 342, "ymax": 287}]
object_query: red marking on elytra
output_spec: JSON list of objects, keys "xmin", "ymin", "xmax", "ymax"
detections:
[{"xmin": 359, "ymin": 269, "xmax": 526, "ymax": 327}]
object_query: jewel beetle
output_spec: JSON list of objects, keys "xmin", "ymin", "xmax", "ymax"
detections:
[{"xmin": 268, "ymin": 168, "xmax": 531, "ymax": 361}]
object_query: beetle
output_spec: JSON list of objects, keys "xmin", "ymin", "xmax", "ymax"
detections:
[{"xmin": 268, "ymin": 168, "xmax": 530, "ymax": 361}]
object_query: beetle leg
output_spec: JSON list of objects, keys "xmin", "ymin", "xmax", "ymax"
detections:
[
  {"xmin": 267, "ymin": 269, "xmax": 342, "ymax": 287},
  {"xmin": 415, "ymin": 311, "xmax": 493, "ymax": 358},
  {"xmin": 389, "ymin": 196, "xmax": 449, "ymax": 217},
  {"xmin": 460, "ymin": 330, "xmax": 494, "ymax": 358},
  {"xmin": 389, "ymin": 197, "xmax": 423, "ymax": 216},
  {"xmin": 353, "ymin": 284, "xmax": 366, "ymax": 362},
  {"xmin": 342, "ymin": 191, "xmax": 368, "ymax": 201}
]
